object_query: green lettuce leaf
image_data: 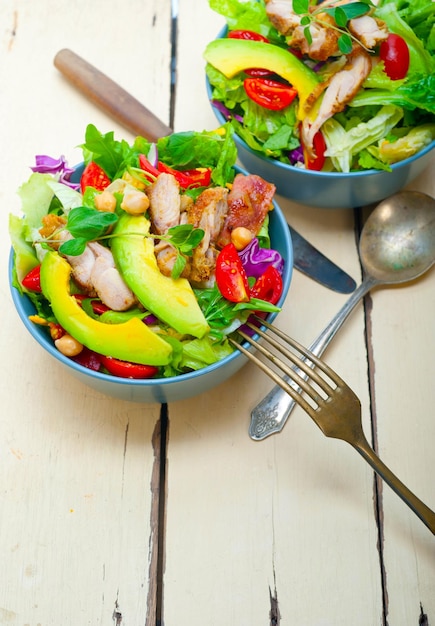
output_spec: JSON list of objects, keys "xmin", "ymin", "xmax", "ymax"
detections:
[{"xmin": 323, "ymin": 105, "xmax": 403, "ymax": 172}]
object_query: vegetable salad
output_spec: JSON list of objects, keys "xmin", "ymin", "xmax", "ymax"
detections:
[
  {"xmin": 205, "ymin": 0, "xmax": 435, "ymax": 173},
  {"xmin": 9, "ymin": 124, "xmax": 286, "ymax": 379}
]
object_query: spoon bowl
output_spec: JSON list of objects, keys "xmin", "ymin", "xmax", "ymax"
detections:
[
  {"xmin": 360, "ymin": 191, "xmax": 435, "ymax": 284},
  {"xmin": 250, "ymin": 190, "xmax": 435, "ymax": 440}
]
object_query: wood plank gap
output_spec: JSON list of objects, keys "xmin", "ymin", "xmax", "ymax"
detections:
[
  {"xmin": 169, "ymin": 0, "xmax": 179, "ymax": 128},
  {"xmin": 356, "ymin": 207, "xmax": 389, "ymax": 626},
  {"xmin": 145, "ymin": 406, "xmax": 168, "ymax": 626},
  {"xmin": 156, "ymin": 404, "xmax": 169, "ymax": 626}
]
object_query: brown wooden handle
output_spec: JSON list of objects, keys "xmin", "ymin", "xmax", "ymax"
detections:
[{"xmin": 54, "ymin": 48, "xmax": 173, "ymax": 142}]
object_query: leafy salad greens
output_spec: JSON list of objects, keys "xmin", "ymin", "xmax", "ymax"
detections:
[
  {"xmin": 9, "ymin": 124, "xmax": 286, "ymax": 379},
  {"xmin": 206, "ymin": 0, "xmax": 435, "ymax": 172}
]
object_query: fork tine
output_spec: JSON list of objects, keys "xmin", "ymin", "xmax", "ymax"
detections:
[
  {"xmin": 243, "ymin": 322, "xmax": 333, "ymax": 397},
  {"xmin": 251, "ymin": 316, "xmax": 347, "ymax": 388},
  {"xmin": 229, "ymin": 333, "xmax": 317, "ymax": 416}
]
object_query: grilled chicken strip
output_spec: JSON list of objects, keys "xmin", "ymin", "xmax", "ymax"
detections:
[
  {"xmin": 267, "ymin": 0, "xmax": 388, "ymax": 60},
  {"xmin": 146, "ymin": 172, "xmax": 183, "ymax": 276},
  {"xmin": 54, "ymin": 232, "xmax": 135, "ymax": 311},
  {"xmin": 217, "ymin": 174, "xmax": 275, "ymax": 249},
  {"xmin": 348, "ymin": 15, "xmax": 389, "ymax": 49},
  {"xmin": 301, "ymin": 49, "xmax": 372, "ymax": 157},
  {"xmin": 290, "ymin": 12, "xmax": 341, "ymax": 61},
  {"xmin": 265, "ymin": 0, "xmax": 301, "ymax": 35},
  {"xmin": 87, "ymin": 242, "xmax": 136, "ymax": 311},
  {"xmin": 187, "ymin": 186, "xmax": 229, "ymax": 286},
  {"xmin": 146, "ymin": 172, "xmax": 181, "ymax": 235}
]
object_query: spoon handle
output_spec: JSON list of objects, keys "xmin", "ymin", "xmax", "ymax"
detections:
[
  {"xmin": 54, "ymin": 49, "xmax": 173, "ymax": 142},
  {"xmin": 249, "ymin": 278, "xmax": 376, "ymax": 440}
]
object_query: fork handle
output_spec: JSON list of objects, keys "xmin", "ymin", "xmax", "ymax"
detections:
[
  {"xmin": 249, "ymin": 278, "xmax": 376, "ymax": 440},
  {"xmin": 353, "ymin": 437, "xmax": 435, "ymax": 535}
]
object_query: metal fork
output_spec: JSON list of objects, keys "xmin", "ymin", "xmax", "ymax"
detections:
[{"xmin": 230, "ymin": 318, "xmax": 435, "ymax": 535}]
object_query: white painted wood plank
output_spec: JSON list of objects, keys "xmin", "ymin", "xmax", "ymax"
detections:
[
  {"xmin": 0, "ymin": 0, "xmax": 172, "ymax": 622},
  {"xmin": 368, "ymin": 163, "xmax": 435, "ymax": 624},
  {"xmin": 165, "ymin": 2, "xmax": 384, "ymax": 624}
]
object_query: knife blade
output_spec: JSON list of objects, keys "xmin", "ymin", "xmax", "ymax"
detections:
[
  {"xmin": 289, "ymin": 225, "xmax": 356, "ymax": 293},
  {"xmin": 53, "ymin": 48, "xmax": 357, "ymax": 294}
]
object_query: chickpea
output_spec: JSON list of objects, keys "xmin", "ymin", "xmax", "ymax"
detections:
[
  {"xmin": 94, "ymin": 189, "xmax": 117, "ymax": 213},
  {"xmin": 121, "ymin": 189, "xmax": 150, "ymax": 215},
  {"xmin": 54, "ymin": 334, "xmax": 84, "ymax": 357},
  {"xmin": 231, "ymin": 226, "xmax": 254, "ymax": 251}
]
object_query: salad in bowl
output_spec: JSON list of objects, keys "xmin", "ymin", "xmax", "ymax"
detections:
[
  {"xmin": 205, "ymin": 0, "xmax": 435, "ymax": 175},
  {"xmin": 9, "ymin": 124, "xmax": 292, "ymax": 402}
]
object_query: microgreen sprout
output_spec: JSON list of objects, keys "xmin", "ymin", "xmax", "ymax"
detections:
[{"xmin": 292, "ymin": 0, "xmax": 375, "ymax": 54}]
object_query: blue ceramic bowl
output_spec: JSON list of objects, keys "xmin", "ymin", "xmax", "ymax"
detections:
[
  {"xmin": 9, "ymin": 166, "xmax": 293, "ymax": 403},
  {"xmin": 206, "ymin": 29, "xmax": 435, "ymax": 209}
]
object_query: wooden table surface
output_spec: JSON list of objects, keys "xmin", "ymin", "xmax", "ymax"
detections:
[{"xmin": 1, "ymin": 1, "xmax": 434, "ymax": 624}]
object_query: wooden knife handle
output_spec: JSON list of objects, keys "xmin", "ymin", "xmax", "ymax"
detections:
[{"xmin": 54, "ymin": 48, "xmax": 173, "ymax": 142}]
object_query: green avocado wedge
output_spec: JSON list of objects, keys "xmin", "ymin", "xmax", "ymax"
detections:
[
  {"xmin": 40, "ymin": 251, "xmax": 173, "ymax": 366},
  {"xmin": 111, "ymin": 213, "xmax": 210, "ymax": 338},
  {"xmin": 204, "ymin": 38, "xmax": 320, "ymax": 118}
]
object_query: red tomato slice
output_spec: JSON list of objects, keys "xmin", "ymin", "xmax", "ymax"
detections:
[
  {"xmin": 303, "ymin": 131, "xmax": 327, "ymax": 171},
  {"xmin": 157, "ymin": 162, "xmax": 212, "ymax": 189},
  {"xmin": 215, "ymin": 243, "xmax": 250, "ymax": 303},
  {"xmin": 380, "ymin": 34, "xmax": 410, "ymax": 80},
  {"xmin": 243, "ymin": 78, "xmax": 297, "ymax": 111},
  {"xmin": 140, "ymin": 154, "xmax": 212, "ymax": 189},
  {"xmin": 139, "ymin": 154, "xmax": 160, "ymax": 182},
  {"xmin": 100, "ymin": 355, "xmax": 159, "ymax": 379},
  {"xmin": 228, "ymin": 30, "xmax": 269, "ymax": 43},
  {"xmin": 21, "ymin": 265, "xmax": 42, "ymax": 292},
  {"xmin": 73, "ymin": 294, "xmax": 111, "ymax": 315},
  {"xmin": 179, "ymin": 167, "xmax": 212, "ymax": 188},
  {"xmin": 157, "ymin": 161, "xmax": 194, "ymax": 187},
  {"xmin": 250, "ymin": 266, "xmax": 283, "ymax": 305},
  {"xmin": 80, "ymin": 161, "xmax": 111, "ymax": 193}
]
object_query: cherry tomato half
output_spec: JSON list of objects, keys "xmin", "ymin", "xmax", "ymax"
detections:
[
  {"xmin": 21, "ymin": 265, "xmax": 42, "ymax": 292},
  {"xmin": 228, "ymin": 30, "xmax": 269, "ymax": 43},
  {"xmin": 379, "ymin": 33, "xmax": 410, "ymax": 80},
  {"xmin": 100, "ymin": 356, "xmax": 159, "ymax": 379},
  {"xmin": 80, "ymin": 161, "xmax": 111, "ymax": 193},
  {"xmin": 303, "ymin": 131, "xmax": 327, "ymax": 171},
  {"xmin": 244, "ymin": 68, "xmax": 274, "ymax": 78},
  {"xmin": 243, "ymin": 78, "xmax": 297, "ymax": 111},
  {"xmin": 72, "ymin": 347, "xmax": 102, "ymax": 372},
  {"xmin": 250, "ymin": 265, "xmax": 283, "ymax": 305},
  {"xmin": 215, "ymin": 243, "xmax": 250, "ymax": 303}
]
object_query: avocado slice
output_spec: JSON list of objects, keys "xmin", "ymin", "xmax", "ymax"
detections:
[
  {"xmin": 111, "ymin": 213, "xmax": 210, "ymax": 338},
  {"xmin": 41, "ymin": 250, "xmax": 173, "ymax": 366},
  {"xmin": 204, "ymin": 38, "xmax": 320, "ymax": 117}
]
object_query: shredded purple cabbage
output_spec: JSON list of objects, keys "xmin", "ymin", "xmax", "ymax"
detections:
[
  {"xmin": 212, "ymin": 99, "xmax": 244, "ymax": 124},
  {"xmin": 143, "ymin": 313, "xmax": 159, "ymax": 325},
  {"xmin": 31, "ymin": 154, "xmax": 80, "ymax": 190},
  {"xmin": 288, "ymin": 146, "xmax": 305, "ymax": 166},
  {"xmin": 239, "ymin": 238, "xmax": 284, "ymax": 279}
]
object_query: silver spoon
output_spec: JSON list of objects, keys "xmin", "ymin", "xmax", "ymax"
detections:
[{"xmin": 249, "ymin": 190, "xmax": 435, "ymax": 441}]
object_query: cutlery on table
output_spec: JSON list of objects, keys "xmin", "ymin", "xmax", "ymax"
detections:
[
  {"xmin": 250, "ymin": 190, "xmax": 435, "ymax": 440},
  {"xmin": 232, "ymin": 316, "xmax": 435, "ymax": 535},
  {"xmin": 53, "ymin": 48, "xmax": 357, "ymax": 295}
]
